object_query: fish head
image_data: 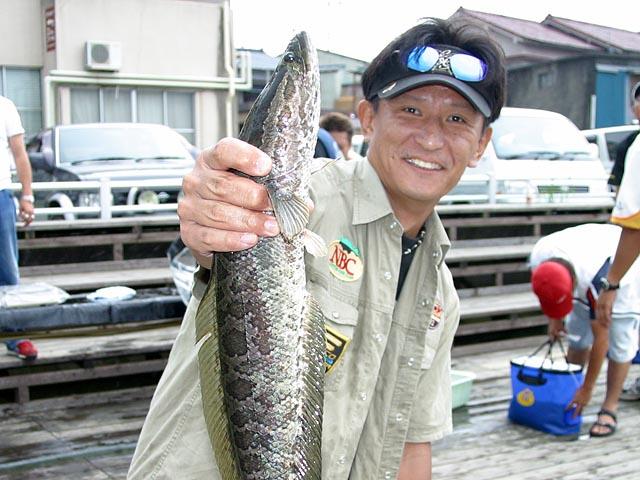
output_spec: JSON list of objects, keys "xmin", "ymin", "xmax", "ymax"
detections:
[{"xmin": 239, "ymin": 32, "xmax": 321, "ymax": 182}]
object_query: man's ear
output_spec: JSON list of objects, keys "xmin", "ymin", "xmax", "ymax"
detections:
[
  {"xmin": 357, "ymin": 99, "xmax": 374, "ymax": 137},
  {"xmin": 468, "ymin": 126, "xmax": 492, "ymax": 168}
]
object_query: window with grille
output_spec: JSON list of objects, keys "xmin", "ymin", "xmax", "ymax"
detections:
[
  {"xmin": 0, "ymin": 67, "xmax": 43, "ymax": 139},
  {"xmin": 70, "ymin": 86, "xmax": 195, "ymax": 144}
]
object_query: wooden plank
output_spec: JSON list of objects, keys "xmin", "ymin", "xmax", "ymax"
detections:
[
  {"xmin": 0, "ymin": 359, "xmax": 168, "ymax": 391},
  {"xmin": 452, "ymin": 335, "xmax": 547, "ymax": 359},
  {"xmin": 436, "ymin": 200, "xmax": 614, "ymax": 215},
  {"xmin": 20, "ymin": 258, "xmax": 168, "ymax": 276},
  {"xmin": 456, "ymin": 315, "xmax": 547, "ymax": 336},
  {"xmin": 16, "ymin": 215, "xmax": 179, "ymax": 233},
  {"xmin": 18, "ymin": 231, "xmax": 177, "ymax": 249},
  {"xmin": 442, "ymin": 212, "xmax": 609, "ymax": 228},
  {"xmin": 447, "ymin": 243, "xmax": 534, "ymax": 262},
  {"xmin": 1, "ymin": 337, "xmax": 636, "ymax": 479},
  {"xmin": 0, "ymin": 324, "xmax": 179, "ymax": 369},
  {"xmin": 20, "ymin": 267, "xmax": 174, "ymax": 291},
  {"xmin": 433, "ymin": 355, "xmax": 640, "ymax": 480},
  {"xmin": 448, "ymin": 261, "xmax": 529, "ymax": 277},
  {"xmin": 460, "ymin": 291, "xmax": 539, "ymax": 319}
]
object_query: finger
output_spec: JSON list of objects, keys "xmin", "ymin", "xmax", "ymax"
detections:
[
  {"xmin": 202, "ymin": 137, "xmax": 272, "ymax": 177},
  {"xmin": 20, "ymin": 211, "xmax": 35, "ymax": 224},
  {"xmin": 178, "ymin": 196, "xmax": 279, "ymax": 238},
  {"xmin": 180, "ymin": 221, "xmax": 259, "ymax": 254},
  {"xmin": 183, "ymin": 168, "xmax": 272, "ymax": 212}
]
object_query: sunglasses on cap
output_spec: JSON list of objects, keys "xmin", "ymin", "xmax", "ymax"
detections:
[{"xmin": 406, "ymin": 45, "xmax": 487, "ymax": 83}]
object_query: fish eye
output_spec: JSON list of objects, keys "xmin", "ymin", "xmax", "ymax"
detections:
[{"xmin": 283, "ymin": 52, "xmax": 297, "ymax": 63}]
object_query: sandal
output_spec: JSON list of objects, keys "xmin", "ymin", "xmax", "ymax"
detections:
[{"xmin": 589, "ymin": 408, "xmax": 617, "ymax": 438}]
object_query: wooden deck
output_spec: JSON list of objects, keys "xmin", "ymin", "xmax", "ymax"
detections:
[{"xmin": 1, "ymin": 331, "xmax": 639, "ymax": 479}]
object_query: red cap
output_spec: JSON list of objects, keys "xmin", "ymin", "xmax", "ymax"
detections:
[{"xmin": 531, "ymin": 261, "xmax": 574, "ymax": 320}]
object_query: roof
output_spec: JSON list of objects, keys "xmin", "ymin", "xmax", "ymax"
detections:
[
  {"xmin": 543, "ymin": 16, "xmax": 640, "ymax": 53},
  {"xmin": 454, "ymin": 8, "xmax": 599, "ymax": 51},
  {"xmin": 237, "ymin": 48, "xmax": 279, "ymax": 71}
]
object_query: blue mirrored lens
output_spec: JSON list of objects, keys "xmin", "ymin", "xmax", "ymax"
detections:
[
  {"xmin": 407, "ymin": 46, "xmax": 439, "ymax": 73},
  {"xmin": 405, "ymin": 45, "xmax": 487, "ymax": 82},
  {"xmin": 450, "ymin": 54, "xmax": 487, "ymax": 82}
]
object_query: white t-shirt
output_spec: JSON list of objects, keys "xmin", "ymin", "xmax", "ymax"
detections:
[
  {"xmin": 0, "ymin": 95, "xmax": 25, "ymax": 190},
  {"xmin": 530, "ymin": 223, "xmax": 640, "ymax": 316},
  {"xmin": 611, "ymin": 134, "xmax": 640, "ymax": 229}
]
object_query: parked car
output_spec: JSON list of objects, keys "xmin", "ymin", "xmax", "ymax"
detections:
[
  {"xmin": 23, "ymin": 123, "xmax": 196, "ymax": 220},
  {"xmin": 445, "ymin": 107, "xmax": 611, "ymax": 204},
  {"xmin": 581, "ymin": 124, "xmax": 640, "ymax": 173}
]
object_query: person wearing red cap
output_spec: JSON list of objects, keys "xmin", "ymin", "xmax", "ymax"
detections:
[{"xmin": 530, "ymin": 223, "xmax": 640, "ymax": 437}]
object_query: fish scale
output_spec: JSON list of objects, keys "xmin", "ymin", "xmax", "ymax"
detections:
[{"xmin": 195, "ymin": 31, "xmax": 324, "ymax": 480}]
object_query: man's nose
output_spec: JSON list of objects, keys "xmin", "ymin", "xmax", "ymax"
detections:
[{"xmin": 416, "ymin": 122, "xmax": 445, "ymax": 150}]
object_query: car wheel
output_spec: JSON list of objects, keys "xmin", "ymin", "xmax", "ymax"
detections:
[{"xmin": 47, "ymin": 202, "xmax": 75, "ymax": 221}]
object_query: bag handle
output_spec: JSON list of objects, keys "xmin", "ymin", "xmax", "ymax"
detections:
[
  {"xmin": 516, "ymin": 339, "xmax": 572, "ymax": 385},
  {"xmin": 517, "ymin": 340, "xmax": 551, "ymax": 386},
  {"xmin": 517, "ymin": 369, "xmax": 547, "ymax": 386}
]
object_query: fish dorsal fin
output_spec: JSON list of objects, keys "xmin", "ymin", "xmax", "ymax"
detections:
[{"xmin": 268, "ymin": 190, "xmax": 310, "ymax": 241}]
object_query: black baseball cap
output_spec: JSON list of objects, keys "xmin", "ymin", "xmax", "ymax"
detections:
[{"xmin": 365, "ymin": 44, "xmax": 492, "ymax": 118}]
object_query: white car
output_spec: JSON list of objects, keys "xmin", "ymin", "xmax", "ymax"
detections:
[
  {"xmin": 444, "ymin": 107, "xmax": 612, "ymax": 204},
  {"xmin": 582, "ymin": 125, "xmax": 640, "ymax": 173}
]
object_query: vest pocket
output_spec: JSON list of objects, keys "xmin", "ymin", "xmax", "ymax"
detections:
[{"xmin": 308, "ymin": 281, "xmax": 359, "ymax": 391}]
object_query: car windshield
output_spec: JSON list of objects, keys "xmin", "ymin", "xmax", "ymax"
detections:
[
  {"xmin": 58, "ymin": 126, "xmax": 190, "ymax": 165},
  {"xmin": 492, "ymin": 115, "xmax": 596, "ymax": 160}
]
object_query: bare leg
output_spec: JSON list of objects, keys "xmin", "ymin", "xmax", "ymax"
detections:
[
  {"xmin": 591, "ymin": 359, "xmax": 631, "ymax": 435},
  {"xmin": 567, "ymin": 347, "xmax": 589, "ymax": 366}
]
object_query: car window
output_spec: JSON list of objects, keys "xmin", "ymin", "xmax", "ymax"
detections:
[
  {"xmin": 604, "ymin": 131, "xmax": 636, "ymax": 162},
  {"xmin": 58, "ymin": 126, "xmax": 190, "ymax": 165},
  {"xmin": 492, "ymin": 115, "xmax": 595, "ymax": 160},
  {"xmin": 25, "ymin": 134, "xmax": 42, "ymax": 152}
]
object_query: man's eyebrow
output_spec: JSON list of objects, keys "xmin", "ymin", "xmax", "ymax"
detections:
[{"xmin": 397, "ymin": 92, "xmax": 475, "ymax": 109}]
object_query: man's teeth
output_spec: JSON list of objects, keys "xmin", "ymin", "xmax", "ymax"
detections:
[{"xmin": 407, "ymin": 159, "xmax": 442, "ymax": 170}]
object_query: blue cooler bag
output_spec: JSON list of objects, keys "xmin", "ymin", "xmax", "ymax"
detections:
[{"xmin": 508, "ymin": 340, "xmax": 584, "ymax": 436}]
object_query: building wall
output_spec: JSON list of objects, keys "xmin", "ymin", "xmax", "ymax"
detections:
[
  {"xmin": 0, "ymin": 0, "xmax": 244, "ymax": 146},
  {"xmin": 0, "ymin": 0, "xmax": 42, "ymax": 67},
  {"xmin": 51, "ymin": 0, "xmax": 221, "ymax": 77},
  {"xmin": 508, "ymin": 56, "xmax": 640, "ymax": 129},
  {"xmin": 317, "ymin": 50, "xmax": 366, "ymax": 116},
  {"xmin": 507, "ymin": 57, "xmax": 596, "ymax": 129}
]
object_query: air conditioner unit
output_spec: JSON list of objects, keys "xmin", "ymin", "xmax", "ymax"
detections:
[{"xmin": 85, "ymin": 41, "xmax": 122, "ymax": 71}]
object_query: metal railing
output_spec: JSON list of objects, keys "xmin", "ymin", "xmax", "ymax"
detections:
[
  {"xmin": 10, "ymin": 178, "xmax": 183, "ymax": 220},
  {"xmin": 11, "ymin": 175, "xmax": 615, "ymax": 224},
  {"xmin": 439, "ymin": 174, "xmax": 615, "ymax": 206}
]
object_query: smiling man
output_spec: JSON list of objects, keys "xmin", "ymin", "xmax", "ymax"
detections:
[{"xmin": 129, "ymin": 18, "xmax": 506, "ymax": 480}]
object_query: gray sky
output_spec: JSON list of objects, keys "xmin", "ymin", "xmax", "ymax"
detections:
[{"xmin": 230, "ymin": 0, "xmax": 640, "ymax": 61}]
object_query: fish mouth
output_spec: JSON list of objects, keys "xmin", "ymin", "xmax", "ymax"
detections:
[{"xmin": 406, "ymin": 158, "xmax": 444, "ymax": 171}]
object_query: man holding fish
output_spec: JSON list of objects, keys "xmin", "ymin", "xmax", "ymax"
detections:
[{"xmin": 130, "ymin": 16, "xmax": 506, "ymax": 480}]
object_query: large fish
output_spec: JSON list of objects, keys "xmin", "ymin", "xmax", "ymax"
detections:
[{"xmin": 195, "ymin": 32, "xmax": 325, "ymax": 480}]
